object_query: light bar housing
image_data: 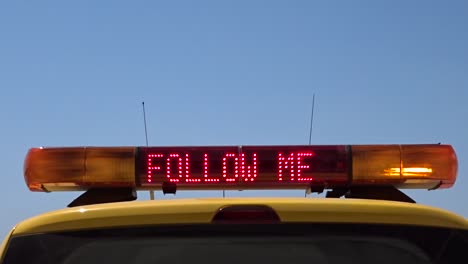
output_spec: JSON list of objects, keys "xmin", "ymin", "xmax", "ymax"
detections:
[{"xmin": 24, "ymin": 144, "xmax": 458, "ymax": 192}]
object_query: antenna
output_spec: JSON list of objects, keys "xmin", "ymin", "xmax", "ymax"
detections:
[
  {"xmin": 305, "ymin": 94, "xmax": 315, "ymax": 197},
  {"xmin": 308, "ymin": 94, "xmax": 315, "ymax": 145},
  {"xmin": 142, "ymin": 102, "xmax": 149, "ymax": 147},
  {"xmin": 142, "ymin": 102, "xmax": 155, "ymax": 200}
]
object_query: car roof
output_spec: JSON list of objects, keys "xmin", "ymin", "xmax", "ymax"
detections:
[{"xmin": 12, "ymin": 197, "xmax": 468, "ymax": 235}]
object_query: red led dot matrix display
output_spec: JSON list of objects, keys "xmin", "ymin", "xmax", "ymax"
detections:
[{"xmin": 138, "ymin": 145, "xmax": 348, "ymax": 190}]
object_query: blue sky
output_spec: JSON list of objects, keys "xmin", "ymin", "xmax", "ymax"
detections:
[{"xmin": 1, "ymin": 0, "xmax": 467, "ymax": 237}]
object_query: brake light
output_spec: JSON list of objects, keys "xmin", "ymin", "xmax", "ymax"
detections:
[{"xmin": 212, "ymin": 205, "xmax": 281, "ymax": 224}]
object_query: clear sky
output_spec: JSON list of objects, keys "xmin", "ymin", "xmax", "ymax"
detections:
[{"xmin": 1, "ymin": 1, "xmax": 467, "ymax": 237}]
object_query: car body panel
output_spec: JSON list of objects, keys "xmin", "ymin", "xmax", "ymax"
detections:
[
  {"xmin": 0, "ymin": 228, "xmax": 14, "ymax": 262},
  {"xmin": 10, "ymin": 197, "xmax": 468, "ymax": 236}
]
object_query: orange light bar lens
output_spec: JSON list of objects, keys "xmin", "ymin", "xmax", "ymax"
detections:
[
  {"xmin": 24, "ymin": 147, "xmax": 136, "ymax": 191},
  {"xmin": 352, "ymin": 145, "xmax": 457, "ymax": 189},
  {"xmin": 400, "ymin": 145, "xmax": 457, "ymax": 188}
]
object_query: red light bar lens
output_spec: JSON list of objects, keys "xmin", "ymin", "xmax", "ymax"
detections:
[{"xmin": 138, "ymin": 146, "xmax": 348, "ymax": 190}]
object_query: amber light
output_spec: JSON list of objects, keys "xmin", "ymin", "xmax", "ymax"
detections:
[
  {"xmin": 384, "ymin": 167, "xmax": 433, "ymax": 176},
  {"xmin": 352, "ymin": 145, "xmax": 457, "ymax": 189},
  {"xmin": 24, "ymin": 147, "xmax": 136, "ymax": 192}
]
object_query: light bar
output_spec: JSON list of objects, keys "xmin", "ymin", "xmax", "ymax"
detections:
[{"xmin": 23, "ymin": 145, "xmax": 458, "ymax": 192}]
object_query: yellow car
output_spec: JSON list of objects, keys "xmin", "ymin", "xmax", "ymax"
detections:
[{"xmin": 1, "ymin": 144, "xmax": 466, "ymax": 263}]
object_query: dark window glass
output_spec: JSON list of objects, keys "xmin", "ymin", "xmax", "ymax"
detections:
[{"xmin": 2, "ymin": 224, "xmax": 466, "ymax": 264}]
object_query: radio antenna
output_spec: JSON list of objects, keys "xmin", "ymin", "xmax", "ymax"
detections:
[
  {"xmin": 142, "ymin": 102, "xmax": 149, "ymax": 147},
  {"xmin": 142, "ymin": 102, "xmax": 155, "ymax": 200},
  {"xmin": 305, "ymin": 94, "xmax": 315, "ymax": 197},
  {"xmin": 308, "ymin": 94, "xmax": 315, "ymax": 145}
]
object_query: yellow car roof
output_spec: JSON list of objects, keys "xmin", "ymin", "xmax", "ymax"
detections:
[{"xmin": 12, "ymin": 197, "xmax": 468, "ymax": 235}]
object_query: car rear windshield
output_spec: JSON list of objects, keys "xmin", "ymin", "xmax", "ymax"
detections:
[{"xmin": 2, "ymin": 224, "xmax": 466, "ymax": 264}]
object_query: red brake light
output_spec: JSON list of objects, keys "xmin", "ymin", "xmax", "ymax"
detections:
[{"xmin": 212, "ymin": 205, "xmax": 281, "ymax": 224}]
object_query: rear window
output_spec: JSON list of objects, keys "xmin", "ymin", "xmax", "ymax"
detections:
[{"xmin": 2, "ymin": 224, "xmax": 467, "ymax": 264}]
